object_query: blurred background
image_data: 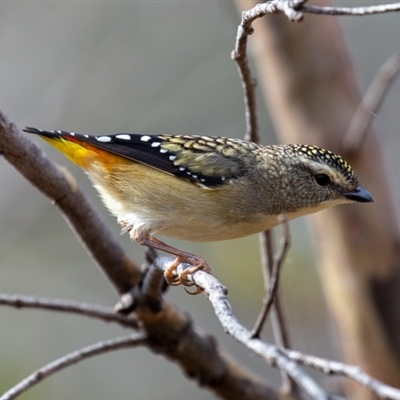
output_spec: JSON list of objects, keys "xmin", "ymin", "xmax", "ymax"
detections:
[{"xmin": 0, "ymin": 1, "xmax": 399, "ymax": 399}]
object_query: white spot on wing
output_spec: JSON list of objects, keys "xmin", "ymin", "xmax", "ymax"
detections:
[
  {"xmin": 96, "ymin": 136, "xmax": 112, "ymax": 142},
  {"xmin": 69, "ymin": 132, "xmax": 75, "ymax": 136},
  {"xmin": 151, "ymin": 142, "xmax": 161, "ymax": 147},
  {"xmin": 83, "ymin": 135, "xmax": 89, "ymax": 138},
  {"xmin": 116, "ymin": 134, "xmax": 131, "ymax": 140},
  {"xmin": 169, "ymin": 155, "xmax": 176, "ymax": 161},
  {"xmin": 140, "ymin": 135, "xmax": 151, "ymax": 142}
]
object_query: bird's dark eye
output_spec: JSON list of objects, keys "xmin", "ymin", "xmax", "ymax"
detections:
[{"xmin": 314, "ymin": 174, "xmax": 331, "ymax": 186}]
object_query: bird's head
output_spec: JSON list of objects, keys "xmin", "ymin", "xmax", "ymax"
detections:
[{"xmin": 262, "ymin": 144, "xmax": 373, "ymax": 215}]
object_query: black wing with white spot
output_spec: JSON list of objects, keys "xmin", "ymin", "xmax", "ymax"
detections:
[{"xmin": 24, "ymin": 128, "xmax": 261, "ymax": 188}]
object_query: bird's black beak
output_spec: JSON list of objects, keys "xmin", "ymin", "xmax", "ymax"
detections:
[{"xmin": 343, "ymin": 186, "xmax": 373, "ymax": 203}]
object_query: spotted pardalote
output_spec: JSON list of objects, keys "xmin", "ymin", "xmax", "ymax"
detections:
[{"xmin": 24, "ymin": 127, "xmax": 373, "ymax": 287}]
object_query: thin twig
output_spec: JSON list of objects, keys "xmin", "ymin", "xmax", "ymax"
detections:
[
  {"xmin": 233, "ymin": 4, "xmax": 296, "ymax": 388},
  {"xmin": 302, "ymin": 3, "xmax": 400, "ymax": 16},
  {"xmin": 260, "ymin": 217, "xmax": 290, "ymax": 335},
  {"xmin": 0, "ymin": 334, "xmax": 147, "ymax": 400},
  {"xmin": 252, "ymin": 229, "xmax": 293, "ymax": 393},
  {"xmin": 0, "ymin": 294, "xmax": 139, "ymax": 329},
  {"xmin": 152, "ymin": 257, "xmax": 327, "ymax": 399},
  {"xmin": 253, "ymin": 230, "xmax": 274, "ymax": 337},
  {"xmin": 284, "ymin": 349, "xmax": 400, "ymax": 400},
  {"xmin": 343, "ymin": 50, "xmax": 400, "ymax": 154},
  {"xmin": 187, "ymin": 264, "xmax": 329, "ymax": 400},
  {"xmin": 232, "ymin": 0, "xmax": 304, "ymax": 142},
  {"xmin": 232, "ymin": 0, "xmax": 400, "ymax": 142},
  {"xmin": 252, "ymin": 217, "xmax": 291, "ymax": 339},
  {"xmin": 185, "ymin": 259, "xmax": 400, "ymax": 400}
]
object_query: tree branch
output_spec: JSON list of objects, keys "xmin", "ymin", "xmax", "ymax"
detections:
[
  {"xmin": 189, "ymin": 267, "xmax": 328, "ymax": 399},
  {"xmin": 0, "ymin": 334, "xmax": 147, "ymax": 400},
  {"xmin": 191, "ymin": 258, "xmax": 400, "ymax": 400},
  {"xmin": 252, "ymin": 217, "xmax": 291, "ymax": 340},
  {"xmin": 285, "ymin": 349, "xmax": 400, "ymax": 400},
  {"xmin": 0, "ymin": 293, "xmax": 139, "ymax": 329},
  {"xmin": 301, "ymin": 3, "xmax": 400, "ymax": 16}
]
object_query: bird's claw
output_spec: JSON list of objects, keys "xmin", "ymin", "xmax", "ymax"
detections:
[{"xmin": 164, "ymin": 257, "xmax": 211, "ymax": 294}]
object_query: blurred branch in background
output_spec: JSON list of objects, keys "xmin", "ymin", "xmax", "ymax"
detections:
[{"xmin": 344, "ymin": 50, "xmax": 400, "ymax": 154}]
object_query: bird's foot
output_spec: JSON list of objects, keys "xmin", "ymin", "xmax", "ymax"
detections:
[{"xmin": 164, "ymin": 256, "xmax": 212, "ymax": 294}]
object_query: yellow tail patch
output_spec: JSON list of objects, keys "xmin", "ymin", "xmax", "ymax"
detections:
[{"xmin": 41, "ymin": 136, "xmax": 126, "ymax": 170}]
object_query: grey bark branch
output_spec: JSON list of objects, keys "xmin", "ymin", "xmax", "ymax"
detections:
[
  {"xmin": 0, "ymin": 294, "xmax": 139, "ymax": 329},
  {"xmin": 302, "ymin": 3, "xmax": 400, "ymax": 16},
  {"xmin": 285, "ymin": 349, "xmax": 400, "ymax": 400},
  {"xmin": 0, "ymin": 335, "xmax": 147, "ymax": 400}
]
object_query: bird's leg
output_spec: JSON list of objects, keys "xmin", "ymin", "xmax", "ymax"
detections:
[{"xmin": 132, "ymin": 234, "xmax": 212, "ymax": 288}]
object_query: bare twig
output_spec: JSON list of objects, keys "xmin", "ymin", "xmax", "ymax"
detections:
[
  {"xmin": 232, "ymin": 0, "xmax": 400, "ymax": 142},
  {"xmin": 0, "ymin": 294, "xmax": 139, "ymax": 329},
  {"xmin": 344, "ymin": 51, "xmax": 400, "ymax": 153},
  {"xmin": 301, "ymin": 3, "xmax": 400, "ymax": 16},
  {"xmin": 252, "ymin": 217, "xmax": 291, "ymax": 339},
  {"xmin": 188, "ymin": 259, "xmax": 400, "ymax": 400},
  {"xmin": 185, "ymin": 263, "xmax": 329, "ymax": 400},
  {"xmin": 232, "ymin": 1, "xmax": 305, "ymax": 142},
  {"xmin": 284, "ymin": 349, "xmax": 400, "ymax": 400},
  {"xmin": 253, "ymin": 228, "xmax": 293, "ymax": 393},
  {"xmin": 152, "ymin": 257, "xmax": 327, "ymax": 399},
  {"xmin": 0, "ymin": 334, "xmax": 147, "ymax": 400},
  {"xmin": 233, "ymin": 4, "xmax": 296, "ymax": 389},
  {"xmin": 0, "ymin": 112, "xmax": 141, "ymax": 293},
  {"xmin": 1, "ymin": 288, "xmax": 276, "ymax": 400}
]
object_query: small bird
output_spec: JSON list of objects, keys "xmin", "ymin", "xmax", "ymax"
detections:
[{"xmin": 24, "ymin": 127, "xmax": 373, "ymax": 287}]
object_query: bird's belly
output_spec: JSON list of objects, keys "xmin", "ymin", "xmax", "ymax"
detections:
[
  {"xmin": 116, "ymin": 204, "xmax": 282, "ymax": 242},
  {"xmin": 158, "ymin": 214, "xmax": 282, "ymax": 242}
]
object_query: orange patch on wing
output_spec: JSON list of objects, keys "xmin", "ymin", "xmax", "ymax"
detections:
[{"xmin": 42, "ymin": 136, "xmax": 127, "ymax": 170}]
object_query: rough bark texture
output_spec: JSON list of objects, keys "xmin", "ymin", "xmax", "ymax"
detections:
[{"xmin": 234, "ymin": 1, "xmax": 400, "ymax": 397}]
